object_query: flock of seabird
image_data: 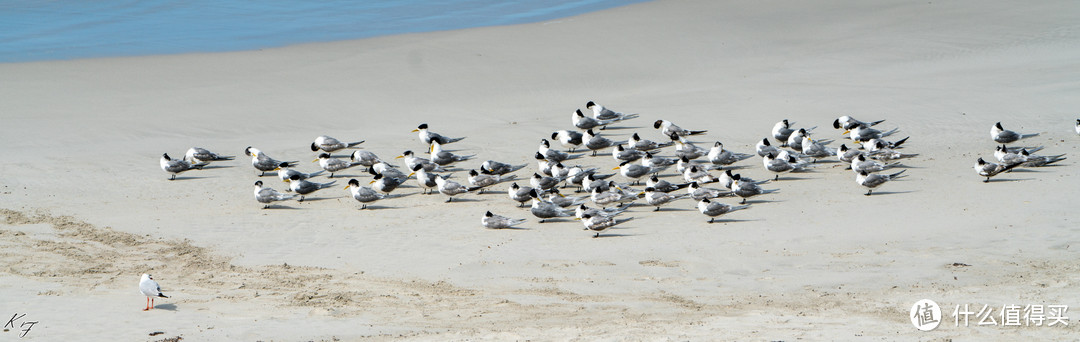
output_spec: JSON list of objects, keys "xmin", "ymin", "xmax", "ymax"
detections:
[{"xmin": 159, "ymin": 104, "xmax": 1074, "ymax": 239}]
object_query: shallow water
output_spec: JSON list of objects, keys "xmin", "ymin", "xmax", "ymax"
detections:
[{"xmin": 0, "ymin": 0, "xmax": 646, "ymax": 63}]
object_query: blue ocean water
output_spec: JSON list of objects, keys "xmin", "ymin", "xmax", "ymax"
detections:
[{"xmin": 0, "ymin": 0, "xmax": 646, "ymax": 63}]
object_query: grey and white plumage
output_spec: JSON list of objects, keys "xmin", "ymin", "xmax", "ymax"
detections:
[
  {"xmin": 552, "ymin": 130, "xmax": 584, "ymax": 152},
  {"xmin": 369, "ymin": 172, "xmax": 404, "ymax": 194},
  {"xmin": 575, "ymin": 203, "xmax": 630, "ymax": 219},
  {"xmin": 351, "ymin": 150, "xmax": 387, "ymax": 167},
  {"xmin": 549, "ymin": 162, "xmax": 571, "ymax": 179},
  {"xmin": 627, "ymin": 132, "xmax": 672, "ymax": 151},
  {"xmin": 644, "ymin": 187, "xmax": 689, "ymax": 211},
  {"xmin": 579, "ymin": 213, "xmax": 632, "ymax": 238},
  {"xmin": 530, "ymin": 173, "xmax": 563, "ymax": 191},
  {"xmin": 581, "ymin": 173, "xmax": 612, "ymax": 194},
  {"xmin": 1018, "ymin": 149, "xmax": 1066, "ymax": 167},
  {"xmin": 316, "ymin": 153, "xmax": 361, "ymax": 177},
  {"xmin": 720, "ymin": 171, "xmax": 770, "ymax": 190},
  {"xmin": 345, "ymin": 179, "xmax": 386, "ymax": 209},
  {"xmin": 480, "ymin": 160, "xmax": 527, "ymax": 175},
  {"xmin": 398, "ymin": 150, "xmax": 446, "ymax": 173},
  {"xmin": 836, "ymin": 144, "xmax": 864, "ymax": 163},
  {"xmin": 590, "ymin": 186, "xmax": 634, "ymax": 207},
  {"xmin": 846, "ymin": 124, "xmax": 899, "ymax": 143},
  {"xmin": 544, "ymin": 189, "xmax": 588, "ymax": 208},
  {"xmin": 641, "ymin": 151, "xmax": 679, "ymax": 170},
  {"xmin": 539, "ymin": 139, "xmax": 582, "ymax": 162},
  {"xmin": 870, "ymin": 145, "xmax": 918, "ymax": 161},
  {"xmin": 851, "ymin": 154, "xmax": 898, "ymax": 174},
  {"xmin": 833, "ymin": 116, "xmax": 885, "ymax": 130},
  {"xmin": 586, "ymin": 101, "xmax": 640, "ymax": 123},
  {"xmin": 310, "ymin": 135, "xmax": 364, "ymax": 152},
  {"xmin": 414, "ymin": 123, "xmax": 465, "ymax": 145},
  {"xmin": 245, "ymin": 147, "xmax": 298, "ymax": 176},
  {"xmin": 646, "ymin": 175, "xmax": 689, "ymax": 193},
  {"xmin": 254, "ymin": 180, "xmax": 296, "ymax": 208},
  {"xmin": 468, "ymin": 169, "xmax": 515, "ymax": 193},
  {"xmin": 508, "ymin": 182, "xmax": 534, "ymax": 207},
  {"xmin": 1075, "ymin": 119, "xmax": 1080, "ymax": 135},
  {"xmin": 529, "ymin": 189, "xmax": 575, "ymax": 222},
  {"xmin": 772, "ymin": 120, "xmax": 797, "ymax": 146},
  {"xmin": 567, "ymin": 166, "xmax": 610, "ymax": 190},
  {"xmin": 276, "ymin": 167, "xmax": 325, "ymax": 184},
  {"xmin": 731, "ymin": 178, "xmax": 778, "ymax": 204},
  {"xmin": 408, "ymin": 164, "xmax": 441, "ymax": 194},
  {"xmin": 763, "ymin": 152, "xmax": 811, "ymax": 180},
  {"xmin": 435, "ymin": 175, "xmax": 475, "ymax": 202},
  {"xmin": 863, "ymin": 137, "xmax": 909, "ymax": 152},
  {"xmin": 534, "ymin": 152, "xmax": 558, "ymax": 176},
  {"xmin": 682, "ymin": 165, "xmax": 718, "ymax": 184},
  {"xmin": 140, "ymin": 273, "xmax": 169, "ymax": 311},
  {"xmin": 573, "ymin": 109, "xmax": 616, "ymax": 130},
  {"xmin": 671, "ymin": 134, "xmax": 708, "ymax": 160},
  {"xmin": 429, "ymin": 140, "xmax": 474, "ymax": 166},
  {"xmin": 707, "ymin": 141, "xmax": 754, "ymax": 165},
  {"xmin": 800, "ymin": 137, "xmax": 837, "ymax": 161},
  {"xmin": 687, "ymin": 181, "xmax": 729, "ymax": 201},
  {"xmin": 856, "ymin": 170, "xmax": 906, "ymax": 196},
  {"xmin": 482, "ymin": 211, "xmax": 527, "ymax": 229},
  {"xmin": 184, "ymin": 147, "xmax": 234, "ymax": 164},
  {"xmin": 975, "ymin": 157, "xmax": 1020, "ymax": 182},
  {"xmin": 614, "ymin": 161, "xmax": 652, "ymax": 185},
  {"xmin": 786, "ymin": 128, "xmax": 811, "ymax": 152},
  {"xmin": 612, "ymin": 144, "xmax": 646, "ymax": 162},
  {"xmin": 160, "ymin": 153, "xmax": 205, "ymax": 180},
  {"xmin": 991, "ymin": 122, "xmax": 1039, "ymax": 144},
  {"xmin": 756, "ymin": 138, "xmax": 780, "ymax": 157},
  {"xmin": 583, "ymin": 129, "xmax": 617, "ymax": 156},
  {"xmin": 697, "ymin": 198, "xmax": 749, "ymax": 223},
  {"xmin": 286, "ymin": 175, "xmax": 336, "ymax": 201},
  {"xmin": 654, "ymin": 119, "xmax": 707, "ymax": 137}
]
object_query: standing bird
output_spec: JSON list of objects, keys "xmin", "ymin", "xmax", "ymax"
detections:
[
  {"xmin": 731, "ymin": 177, "xmax": 778, "ymax": 204},
  {"xmin": 310, "ymin": 135, "xmax": 364, "ymax": 153},
  {"xmin": 612, "ymin": 144, "xmax": 646, "ymax": 162},
  {"xmin": 836, "ymin": 144, "xmax": 864, "ymax": 163},
  {"xmin": 539, "ymin": 139, "xmax": 582, "ymax": 162},
  {"xmin": 614, "ymin": 161, "xmax": 652, "ymax": 185},
  {"xmin": 756, "ymin": 138, "xmax": 780, "ymax": 157},
  {"xmin": 414, "ymin": 123, "xmax": 465, "ymax": 145},
  {"xmin": 763, "ymin": 153, "xmax": 811, "ymax": 180},
  {"xmin": 991, "ymin": 122, "xmax": 1039, "ymax": 144},
  {"xmin": 397, "ymin": 150, "xmax": 445, "ymax": 172},
  {"xmin": 482, "ymin": 211, "xmax": 527, "ymax": 229},
  {"xmin": 1018, "ymin": 149, "xmax": 1066, "ymax": 167},
  {"xmin": 573, "ymin": 109, "xmax": 616, "ymax": 130},
  {"xmin": 184, "ymin": 147, "xmax": 234, "ymax": 164},
  {"xmin": 552, "ymin": 130, "xmax": 584, "ymax": 152},
  {"xmin": 696, "ymin": 198, "xmax": 749, "ymax": 223},
  {"xmin": 529, "ymin": 189, "xmax": 575, "ymax": 223},
  {"xmin": 350, "ymin": 150, "xmax": 387, "ymax": 167},
  {"xmin": 786, "ymin": 128, "xmax": 811, "ymax": 152},
  {"xmin": 586, "ymin": 101, "xmax": 640, "ymax": 124},
  {"xmin": 845, "ymin": 124, "xmax": 899, "ymax": 143},
  {"xmin": 160, "ymin": 153, "xmax": 205, "ymax": 180},
  {"xmin": 345, "ymin": 179, "xmax": 386, "ymax": 209},
  {"xmin": 286, "ymin": 175, "xmax": 336, "ymax": 202},
  {"xmin": 507, "ymin": 182, "xmax": 534, "ymax": 207},
  {"xmin": 435, "ymin": 175, "xmax": 475, "ymax": 202},
  {"xmin": 245, "ymin": 147, "xmax": 297, "ymax": 176},
  {"xmin": 253, "ymin": 180, "xmax": 296, "ymax": 208},
  {"xmin": 654, "ymin": 119, "xmax": 707, "ymax": 137},
  {"xmin": 707, "ymin": 141, "xmax": 754, "ymax": 166},
  {"xmin": 583, "ymin": 129, "xmax": 617, "ymax": 156},
  {"xmin": 627, "ymin": 132, "xmax": 672, "ymax": 151},
  {"xmin": 643, "ymin": 187, "xmax": 689, "ymax": 211},
  {"xmin": 833, "ymin": 116, "xmax": 885, "ymax": 130},
  {"xmin": 1075, "ymin": 119, "xmax": 1080, "ymax": 135},
  {"xmin": 800, "ymin": 137, "xmax": 837, "ymax": 161},
  {"xmin": 368, "ymin": 163, "xmax": 408, "ymax": 194},
  {"xmin": 974, "ymin": 158, "xmax": 1020, "ymax": 182},
  {"xmin": 856, "ymin": 170, "xmax": 906, "ymax": 196},
  {"xmin": 850, "ymin": 154, "xmax": 898, "ymax": 174},
  {"xmin": 275, "ymin": 167, "xmax": 324, "ymax": 184},
  {"xmin": 771, "ymin": 119, "xmax": 797, "ymax": 146},
  {"xmin": 429, "ymin": 140, "xmax": 474, "ymax": 166},
  {"xmin": 646, "ymin": 175, "xmax": 690, "ymax": 193},
  {"xmin": 468, "ymin": 169, "xmax": 514, "ymax": 193},
  {"xmin": 408, "ymin": 164, "xmax": 441, "ymax": 194},
  {"xmin": 579, "ymin": 213, "xmax": 632, "ymax": 238},
  {"xmin": 480, "ymin": 160, "xmax": 527, "ymax": 175},
  {"xmin": 315, "ymin": 153, "xmax": 361, "ymax": 178},
  {"xmin": 687, "ymin": 182, "xmax": 729, "ymax": 201},
  {"xmin": 671, "ymin": 134, "xmax": 709, "ymax": 160},
  {"xmin": 140, "ymin": 274, "xmax": 169, "ymax": 311}
]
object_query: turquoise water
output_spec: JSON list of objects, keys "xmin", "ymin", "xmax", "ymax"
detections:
[{"xmin": 0, "ymin": 0, "xmax": 646, "ymax": 63}]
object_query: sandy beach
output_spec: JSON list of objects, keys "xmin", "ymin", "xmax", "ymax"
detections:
[{"xmin": 2, "ymin": 0, "xmax": 1079, "ymax": 340}]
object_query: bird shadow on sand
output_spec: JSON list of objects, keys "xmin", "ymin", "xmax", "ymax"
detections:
[
  {"xmin": 706, "ymin": 218, "xmax": 760, "ymax": 224},
  {"xmin": 864, "ymin": 190, "xmax": 917, "ymax": 196},
  {"xmin": 773, "ymin": 176, "xmax": 814, "ymax": 181},
  {"xmin": 592, "ymin": 233, "xmax": 637, "ymax": 238},
  {"xmin": 490, "ymin": 226, "xmax": 531, "ymax": 231},
  {"xmin": 742, "ymin": 199, "xmax": 781, "ymax": 205},
  {"xmin": 153, "ymin": 303, "xmax": 178, "ymax": 311},
  {"xmin": 984, "ymin": 178, "xmax": 1034, "ymax": 183},
  {"xmin": 444, "ymin": 197, "xmax": 484, "ymax": 203},
  {"xmin": 262, "ymin": 205, "xmax": 303, "ymax": 210},
  {"xmin": 1006, "ymin": 169, "xmax": 1044, "ymax": 173},
  {"xmin": 354, "ymin": 205, "xmax": 401, "ymax": 210},
  {"xmin": 200, "ymin": 165, "xmax": 234, "ymax": 170},
  {"xmin": 653, "ymin": 207, "xmax": 696, "ymax": 212},
  {"xmin": 596, "ymin": 125, "xmax": 636, "ymax": 131},
  {"xmin": 169, "ymin": 176, "xmax": 211, "ymax": 181},
  {"xmin": 297, "ymin": 197, "xmax": 338, "ymax": 203}
]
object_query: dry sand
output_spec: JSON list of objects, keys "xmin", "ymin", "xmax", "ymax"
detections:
[{"xmin": 2, "ymin": 0, "xmax": 1079, "ymax": 340}]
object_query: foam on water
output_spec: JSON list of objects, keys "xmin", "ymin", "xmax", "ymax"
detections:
[{"xmin": 0, "ymin": 0, "xmax": 646, "ymax": 63}]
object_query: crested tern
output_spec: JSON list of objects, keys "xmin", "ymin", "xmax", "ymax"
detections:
[
  {"xmin": 654, "ymin": 119, "xmax": 707, "ymax": 137},
  {"xmin": 552, "ymin": 130, "xmax": 584, "ymax": 152},
  {"xmin": 253, "ymin": 180, "xmax": 296, "ymax": 208},
  {"xmin": 707, "ymin": 141, "xmax": 754, "ymax": 166},
  {"xmin": 856, "ymin": 170, "xmax": 906, "ymax": 196},
  {"xmin": 482, "ymin": 211, "xmax": 527, "ymax": 229},
  {"xmin": 975, "ymin": 157, "xmax": 1021, "ymax": 182},
  {"xmin": 644, "ymin": 187, "xmax": 690, "ymax": 211},
  {"xmin": 184, "ymin": 147, "xmax": 233, "ymax": 164},
  {"xmin": 160, "ymin": 153, "xmax": 205, "ymax": 180},
  {"xmin": 311, "ymin": 135, "xmax": 364, "ymax": 153},
  {"xmin": 345, "ymin": 179, "xmax": 386, "ymax": 209},
  {"xmin": 697, "ymin": 198, "xmax": 749, "ymax": 223},
  {"xmin": 579, "ymin": 213, "xmax": 632, "ymax": 238},
  {"xmin": 480, "ymin": 160, "xmax": 527, "ymax": 175},
  {"xmin": 286, "ymin": 174, "xmax": 336, "ymax": 201},
  {"xmin": 245, "ymin": 146, "xmax": 298, "ymax": 176},
  {"xmin": 414, "ymin": 123, "xmax": 465, "ymax": 145},
  {"xmin": 991, "ymin": 122, "xmax": 1039, "ymax": 144},
  {"xmin": 315, "ymin": 153, "xmax": 361, "ymax": 177},
  {"xmin": 429, "ymin": 140, "xmax": 474, "ymax": 166}
]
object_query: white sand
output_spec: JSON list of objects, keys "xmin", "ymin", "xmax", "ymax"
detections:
[{"xmin": 2, "ymin": 0, "xmax": 1079, "ymax": 340}]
